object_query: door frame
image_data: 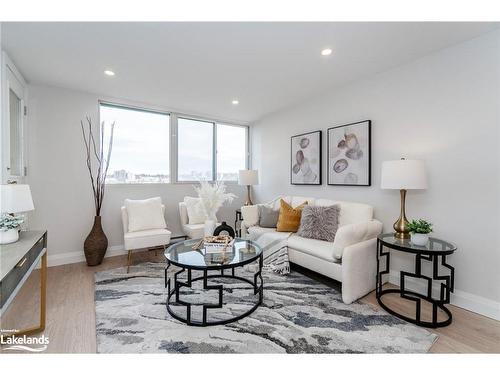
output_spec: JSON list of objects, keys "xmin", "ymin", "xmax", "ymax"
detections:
[{"xmin": 1, "ymin": 51, "xmax": 28, "ymax": 183}]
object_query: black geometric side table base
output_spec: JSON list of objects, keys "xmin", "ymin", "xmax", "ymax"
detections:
[
  {"xmin": 165, "ymin": 253, "xmax": 263, "ymax": 327},
  {"xmin": 376, "ymin": 234, "xmax": 456, "ymax": 328}
]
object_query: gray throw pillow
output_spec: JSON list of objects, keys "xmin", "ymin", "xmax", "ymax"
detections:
[
  {"xmin": 258, "ymin": 204, "xmax": 280, "ymax": 228},
  {"xmin": 298, "ymin": 205, "xmax": 340, "ymax": 242}
]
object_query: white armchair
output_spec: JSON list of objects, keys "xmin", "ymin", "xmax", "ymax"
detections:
[
  {"xmin": 121, "ymin": 198, "xmax": 171, "ymax": 273},
  {"xmin": 179, "ymin": 198, "xmax": 220, "ymax": 239}
]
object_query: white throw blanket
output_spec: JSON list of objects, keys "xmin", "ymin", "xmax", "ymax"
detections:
[{"xmin": 249, "ymin": 230, "xmax": 292, "ymax": 275}]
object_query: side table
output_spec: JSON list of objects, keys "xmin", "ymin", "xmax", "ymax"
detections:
[{"xmin": 376, "ymin": 233, "xmax": 456, "ymax": 328}]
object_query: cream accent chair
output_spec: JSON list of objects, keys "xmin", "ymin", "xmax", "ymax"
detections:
[
  {"xmin": 178, "ymin": 201, "xmax": 221, "ymax": 239},
  {"xmin": 121, "ymin": 204, "xmax": 171, "ymax": 272},
  {"xmin": 241, "ymin": 196, "xmax": 383, "ymax": 304}
]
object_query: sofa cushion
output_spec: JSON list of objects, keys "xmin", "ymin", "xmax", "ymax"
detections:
[
  {"xmin": 291, "ymin": 196, "xmax": 315, "ymax": 207},
  {"xmin": 287, "ymin": 234, "xmax": 340, "ymax": 263},
  {"xmin": 276, "ymin": 199, "xmax": 307, "ymax": 232},
  {"xmin": 124, "ymin": 197, "xmax": 167, "ymax": 232},
  {"xmin": 182, "ymin": 223, "xmax": 204, "ymax": 239},
  {"xmin": 184, "ymin": 197, "xmax": 206, "ymax": 224},
  {"xmin": 247, "ymin": 226, "xmax": 283, "ymax": 240},
  {"xmin": 298, "ymin": 205, "xmax": 340, "ymax": 242},
  {"xmin": 258, "ymin": 204, "xmax": 280, "ymax": 228},
  {"xmin": 315, "ymin": 199, "xmax": 373, "ymax": 226},
  {"xmin": 124, "ymin": 228, "xmax": 171, "ymax": 250}
]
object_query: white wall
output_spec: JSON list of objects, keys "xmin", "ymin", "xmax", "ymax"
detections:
[
  {"xmin": 252, "ymin": 31, "xmax": 500, "ymax": 318},
  {"xmin": 26, "ymin": 85, "xmax": 246, "ymax": 265}
]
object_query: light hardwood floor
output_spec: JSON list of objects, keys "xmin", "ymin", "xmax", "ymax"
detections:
[{"xmin": 1, "ymin": 250, "xmax": 499, "ymax": 353}]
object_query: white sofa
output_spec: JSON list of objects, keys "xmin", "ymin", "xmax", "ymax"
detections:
[{"xmin": 241, "ymin": 196, "xmax": 383, "ymax": 304}]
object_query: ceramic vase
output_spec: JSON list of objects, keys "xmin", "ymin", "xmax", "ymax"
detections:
[
  {"xmin": 204, "ymin": 219, "xmax": 216, "ymax": 237},
  {"xmin": 0, "ymin": 228, "xmax": 19, "ymax": 245},
  {"xmin": 410, "ymin": 233, "xmax": 429, "ymax": 246}
]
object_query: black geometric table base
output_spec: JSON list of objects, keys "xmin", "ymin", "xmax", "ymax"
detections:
[
  {"xmin": 165, "ymin": 253, "xmax": 263, "ymax": 326},
  {"xmin": 376, "ymin": 238, "xmax": 455, "ymax": 328}
]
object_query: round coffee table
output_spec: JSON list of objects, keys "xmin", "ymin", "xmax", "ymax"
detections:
[
  {"xmin": 376, "ymin": 233, "xmax": 457, "ymax": 328},
  {"xmin": 164, "ymin": 238, "xmax": 263, "ymax": 326}
]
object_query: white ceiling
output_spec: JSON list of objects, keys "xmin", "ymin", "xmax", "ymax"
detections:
[{"xmin": 2, "ymin": 22, "xmax": 498, "ymax": 123}]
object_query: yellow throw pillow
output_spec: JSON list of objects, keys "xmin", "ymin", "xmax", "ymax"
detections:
[{"xmin": 276, "ymin": 199, "xmax": 308, "ymax": 232}]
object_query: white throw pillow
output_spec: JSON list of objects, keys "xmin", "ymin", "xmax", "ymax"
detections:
[
  {"xmin": 184, "ymin": 197, "xmax": 207, "ymax": 224},
  {"xmin": 125, "ymin": 197, "xmax": 166, "ymax": 232}
]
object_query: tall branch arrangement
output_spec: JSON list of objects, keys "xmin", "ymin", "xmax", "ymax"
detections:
[{"xmin": 80, "ymin": 116, "xmax": 115, "ymax": 216}]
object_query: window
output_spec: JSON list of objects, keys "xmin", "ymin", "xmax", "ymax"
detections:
[
  {"xmin": 216, "ymin": 124, "xmax": 247, "ymax": 181},
  {"xmin": 177, "ymin": 117, "xmax": 214, "ymax": 181},
  {"xmin": 100, "ymin": 103, "xmax": 170, "ymax": 184}
]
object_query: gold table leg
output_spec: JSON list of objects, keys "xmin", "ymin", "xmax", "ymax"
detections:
[{"xmin": 3, "ymin": 251, "xmax": 47, "ymax": 338}]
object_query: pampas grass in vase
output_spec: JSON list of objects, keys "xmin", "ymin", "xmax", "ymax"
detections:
[{"xmin": 194, "ymin": 180, "xmax": 236, "ymax": 236}]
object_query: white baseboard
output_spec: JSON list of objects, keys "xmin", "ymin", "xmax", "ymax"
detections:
[
  {"xmin": 47, "ymin": 245, "xmax": 127, "ymax": 267},
  {"xmin": 388, "ymin": 270, "xmax": 500, "ymax": 321}
]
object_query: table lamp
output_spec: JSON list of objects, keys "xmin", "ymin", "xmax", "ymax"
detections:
[
  {"xmin": 0, "ymin": 184, "xmax": 35, "ymax": 244},
  {"xmin": 381, "ymin": 159, "xmax": 427, "ymax": 239},
  {"xmin": 238, "ymin": 170, "xmax": 259, "ymax": 206}
]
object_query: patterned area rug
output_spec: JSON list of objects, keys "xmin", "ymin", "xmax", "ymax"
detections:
[{"xmin": 95, "ymin": 262, "xmax": 437, "ymax": 353}]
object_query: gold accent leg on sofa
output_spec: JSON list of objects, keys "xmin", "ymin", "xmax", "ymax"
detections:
[{"xmin": 127, "ymin": 250, "xmax": 132, "ymax": 273}]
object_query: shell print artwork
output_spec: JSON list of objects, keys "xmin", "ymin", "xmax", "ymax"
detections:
[
  {"xmin": 333, "ymin": 159, "xmax": 348, "ymax": 173},
  {"xmin": 291, "ymin": 131, "xmax": 322, "ymax": 185},
  {"xmin": 300, "ymin": 137, "xmax": 310, "ymax": 149},
  {"xmin": 327, "ymin": 121, "xmax": 371, "ymax": 186},
  {"xmin": 344, "ymin": 172, "xmax": 358, "ymax": 184}
]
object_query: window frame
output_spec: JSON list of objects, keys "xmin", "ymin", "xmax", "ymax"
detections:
[{"xmin": 99, "ymin": 100, "xmax": 249, "ymax": 185}]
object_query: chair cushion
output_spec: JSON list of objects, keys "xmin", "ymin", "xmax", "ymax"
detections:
[
  {"xmin": 182, "ymin": 223, "xmax": 220, "ymax": 239},
  {"xmin": 184, "ymin": 197, "xmax": 206, "ymax": 224},
  {"xmin": 287, "ymin": 234, "xmax": 340, "ymax": 263},
  {"xmin": 298, "ymin": 205, "xmax": 340, "ymax": 242},
  {"xmin": 124, "ymin": 197, "xmax": 166, "ymax": 232},
  {"xmin": 276, "ymin": 199, "xmax": 307, "ymax": 232},
  {"xmin": 124, "ymin": 228, "xmax": 171, "ymax": 250}
]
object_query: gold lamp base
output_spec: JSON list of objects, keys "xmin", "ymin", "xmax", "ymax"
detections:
[
  {"xmin": 244, "ymin": 185, "xmax": 254, "ymax": 206},
  {"xmin": 393, "ymin": 189, "xmax": 410, "ymax": 239}
]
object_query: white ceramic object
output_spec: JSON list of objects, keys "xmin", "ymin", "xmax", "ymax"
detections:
[
  {"xmin": 204, "ymin": 219, "xmax": 216, "ymax": 237},
  {"xmin": 0, "ymin": 228, "xmax": 19, "ymax": 245},
  {"xmin": 410, "ymin": 233, "xmax": 429, "ymax": 246}
]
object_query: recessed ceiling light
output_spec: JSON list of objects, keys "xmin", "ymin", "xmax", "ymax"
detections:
[
  {"xmin": 321, "ymin": 48, "xmax": 332, "ymax": 56},
  {"xmin": 232, "ymin": 99, "xmax": 239, "ymax": 105},
  {"xmin": 104, "ymin": 70, "xmax": 115, "ymax": 76}
]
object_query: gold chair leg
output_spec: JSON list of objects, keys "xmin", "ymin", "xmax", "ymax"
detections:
[{"xmin": 127, "ymin": 250, "xmax": 132, "ymax": 273}]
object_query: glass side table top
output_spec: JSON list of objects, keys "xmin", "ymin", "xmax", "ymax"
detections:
[
  {"xmin": 164, "ymin": 238, "xmax": 262, "ymax": 269},
  {"xmin": 377, "ymin": 233, "xmax": 457, "ymax": 255}
]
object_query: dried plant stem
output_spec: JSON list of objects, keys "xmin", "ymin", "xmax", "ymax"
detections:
[{"xmin": 80, "ymin": 117, "xmax": 115, "ymax": 216}]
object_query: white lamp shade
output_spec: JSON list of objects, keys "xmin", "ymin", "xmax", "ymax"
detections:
[
  {"xmin": 238, "ymin": 170, "xmax": 259, "ymax": 186},
  {"xmin": 380, "ymin": 160, "xmax": 427, "ymax": 190},
  {"xmin": 1, "ymin": 184, "xmax": 35, "ymax": 213}
]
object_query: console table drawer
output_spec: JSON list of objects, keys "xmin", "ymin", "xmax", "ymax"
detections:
[{"xmin": 0, "ymin": 235, "xmax": 45, "ymax": 309}]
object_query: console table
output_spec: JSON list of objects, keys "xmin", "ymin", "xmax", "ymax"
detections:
[
  {"xmin": 376, "ymin": 233, "xmax": 456, "ymax": 328},
  {"xmin": 0, "ymin": 230, "xmax": 47, "ymax": 337}
]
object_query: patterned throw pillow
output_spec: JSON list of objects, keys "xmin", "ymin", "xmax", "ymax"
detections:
[
  {"xmin": 276, "ymin": 199, "xmax": 308, "ymax": 232},
  {"xmin": 298, "ymin": 205, "xmax": 340, "ymax": 242}
]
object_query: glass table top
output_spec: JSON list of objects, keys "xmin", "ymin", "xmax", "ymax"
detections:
[
  {"xmin": 378, "ymin": 233, "xmax": 457, "ymax": 255},
  {"xmin": 165, "ymin": 238, "xmax": 262, "ymax": 269}
]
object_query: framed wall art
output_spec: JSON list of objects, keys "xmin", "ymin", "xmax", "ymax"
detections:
[
  {"xmin": 291, "ymin": 130, "xmax": 322, "ymax": 185},
  {"xmin": 327, "ymin": 120, "xmax": 371, "ymax": 186}
]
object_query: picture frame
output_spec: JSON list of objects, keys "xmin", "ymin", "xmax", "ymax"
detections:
[
  {"xmin": 327, "ymin": 120, "xmax": 371, "ymax": 186},
  {"xmin": 290, "ymin": 130, "xmax": 322, "ymax": 185}
]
